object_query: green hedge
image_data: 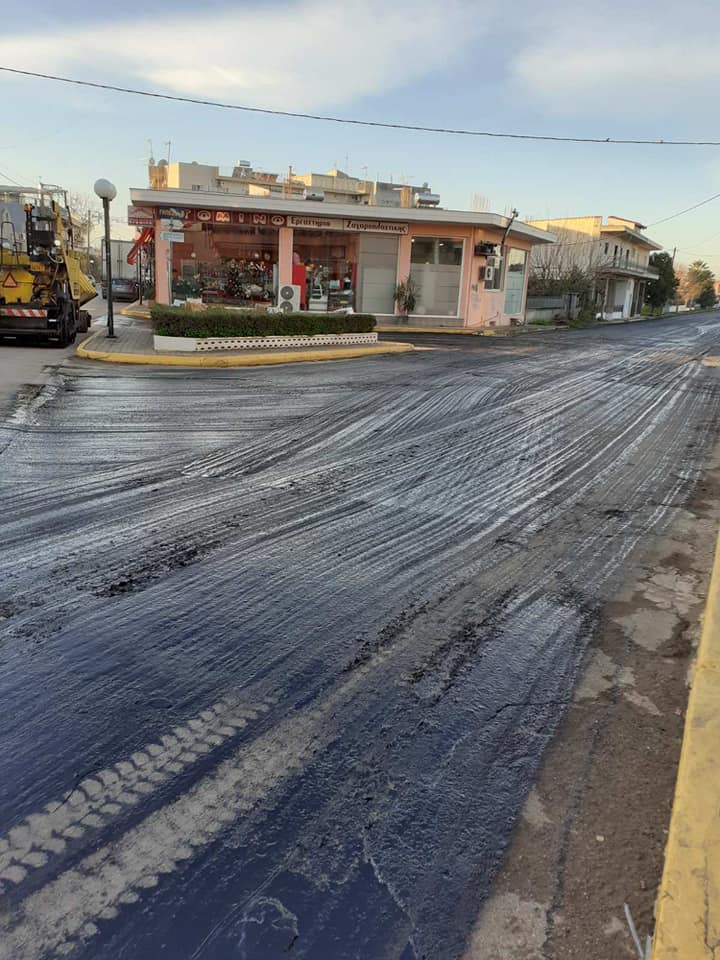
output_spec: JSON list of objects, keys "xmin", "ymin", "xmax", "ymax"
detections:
[{"xmin": 152, "ymin": 305, "xmax": 376, "ymax": 338}]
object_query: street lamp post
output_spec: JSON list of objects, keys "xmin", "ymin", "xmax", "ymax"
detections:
[{"xmin": 94, "ymin": 178, "xmax": 117, "ymax": 339}]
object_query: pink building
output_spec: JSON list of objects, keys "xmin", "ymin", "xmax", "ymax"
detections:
[{"xmin": 128, "ymin": 188, "xmax": 555, "ymax": 328}]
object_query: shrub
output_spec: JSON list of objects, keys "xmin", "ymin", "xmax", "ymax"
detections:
[{"xmin": 152, "ymin": 305, "xmax": 376, "ymax": 338}]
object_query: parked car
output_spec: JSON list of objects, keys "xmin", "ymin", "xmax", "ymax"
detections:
[{"xmin": 102, "ymin": 278, "xmax": 139, "ymax": 302}]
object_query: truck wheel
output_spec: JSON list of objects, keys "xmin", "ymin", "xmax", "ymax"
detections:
[
  {"xmin": 52, "ymin": 303, "xmax": 72, "ymax": 348},
  {"xmin": 78, "ymin": 310, "xmax": 91, "ymax": 334}
]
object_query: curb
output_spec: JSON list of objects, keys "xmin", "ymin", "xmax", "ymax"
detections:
[
  {"xmin": 651, "ymin": 532, "xmax": 720, "ymax": 958},
  {"xmin": 376, "ymin": 325, "xmax": 480, "ymax": 336},
  {"xmin": 76, "ymin": 329, "xmax": 414, "ymax": 368},
  {"xmin": 119, "ymin": 307, "xmax": 150, "ymax": 321}
]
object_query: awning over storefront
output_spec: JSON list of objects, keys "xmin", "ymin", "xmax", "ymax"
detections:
[{"xmin": 127, "ymin": 227, "xmax": 154, "ymax": 266}]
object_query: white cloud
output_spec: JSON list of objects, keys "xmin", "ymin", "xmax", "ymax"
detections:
[
  {"xmin": 509, "ymin": 7, "xmax": 720, "ymax": 119},
  {"xmin": 0, "ymin": 0, "xmax": 485, "ymax": 111},
  {"xmin": 514, "ymin": 44, "xmax": 720, "ymax": 112}
]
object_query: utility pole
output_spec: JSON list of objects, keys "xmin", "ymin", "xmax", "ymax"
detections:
[
  {"xmin": 86, "ymin": 209, "xmax": 92, "ymax": 274},
  {"xmin": 671, "ymin": 246, "xmax": 677, "ymax": 265}
]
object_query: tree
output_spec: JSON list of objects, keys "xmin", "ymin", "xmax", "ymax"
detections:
[
  {"xmin": 682, "ymin": 260, "xmax": 715, "ymax": 307},
  {"xmin": 66, "ymin": 192, "xmax": 101, "ymax": 274},
  {"xmin": 528, "ymin": 237, "xmax": 609, "ymax": 320},
  {"xmin": 645, "ymin": 252, "xmax": 678, "ymax": 309}
]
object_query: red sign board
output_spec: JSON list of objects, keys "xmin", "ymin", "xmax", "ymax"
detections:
[
  {"xmin": 154, "ymin": 207, "xmax": 287, "ymax": 227},
  {"xmin": 128, "ymin": 205, "xmax": 155, "ymax": 226}
]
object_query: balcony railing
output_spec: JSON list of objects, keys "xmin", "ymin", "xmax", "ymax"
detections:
[{"xmin": 599, "ymin": 257, "xmax": 659, "ymax": 279}]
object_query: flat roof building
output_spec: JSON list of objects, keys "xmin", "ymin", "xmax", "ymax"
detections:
[
  {"xmin": 527, "ymin": 215, "xmax": 663, "ymax": 320},
  {"xmin": 130, "ymin": 186, "xmax": 555, "ymax": 328}
]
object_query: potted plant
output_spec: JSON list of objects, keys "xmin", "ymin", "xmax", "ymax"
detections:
[{"xmin": 394, "ymin": 276, "xmax": 418, "ymax": 323}]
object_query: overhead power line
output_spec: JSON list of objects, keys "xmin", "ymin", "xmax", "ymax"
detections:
[
  {"xmin": 534, "ymin": 188, "xmax": 720, "ymax": 247},
  {"xmin": 0, "ymin": 167, "xmax": 26, "ymax": 187},
  {"xmin": 647, "ymin": 191, "xmax": 720, "ymax": 226},
  {"xmin": 2, "ymin": 65, "xmax": 720, "ymax": 147}
]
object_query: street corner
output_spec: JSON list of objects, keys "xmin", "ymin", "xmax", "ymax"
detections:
[{"xmin": 75, "ymin": 325, "xmax": 414, "ymax": 368}]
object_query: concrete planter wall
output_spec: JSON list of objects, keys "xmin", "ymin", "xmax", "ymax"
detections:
[{"xmin": 153, "ymin": 332, "xmax": 379, "ymax": 353}]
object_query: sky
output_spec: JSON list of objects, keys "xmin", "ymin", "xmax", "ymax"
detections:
[{"xmin": 2, "ymin": 0, "xmax": 720, "ymax": 269}]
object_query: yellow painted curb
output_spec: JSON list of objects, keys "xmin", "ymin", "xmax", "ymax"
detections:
[
  {"xmin": 119, "ymin": 308, "xmax": 151, "ymax": 320},
  {"xmin": 651, "ymin": 533, "xmax": 720, "ymax": 959},
  {"xmin": 376, "ymin": 325, "xmax": 481, "ymax": 336},
  {"xmin": 76, "ymin": 330, "xmax": 413, "ymax": 367}
]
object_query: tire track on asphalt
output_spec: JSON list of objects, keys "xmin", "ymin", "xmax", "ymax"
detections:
[
  {"xmin": 0, "ymin": 647, "xmax": 407, "ymax": 960},
  {"xmin": 0, "ymin": 696, "xmax": 273, "ymax": 887}
]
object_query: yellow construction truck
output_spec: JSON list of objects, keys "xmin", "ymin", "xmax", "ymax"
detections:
[{"xmin": 0, "ymin": 184, "xmax": 96, "ymax": 346}]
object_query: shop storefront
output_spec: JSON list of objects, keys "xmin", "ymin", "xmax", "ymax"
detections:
[{"xmin": 129, "ymin": 191, "xmax": 554, "ymax": 327}]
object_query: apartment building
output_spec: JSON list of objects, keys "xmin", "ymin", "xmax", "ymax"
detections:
[
  {"xmin": 527, "ymin": 215, "xmax": 663, "ymax": 319},
  {"xmin": 148, "ymin": 159, "xmax": 439, "ymax": 209}
]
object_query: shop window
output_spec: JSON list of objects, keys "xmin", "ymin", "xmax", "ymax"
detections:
[
  {"xmin": 410, "ymin": 237, "xmax": 463, "ymax": 316},
  {"xmin": 174, "ymin": 226, "xmax": 279, "ymax": 304},
  {"xmin": 503, "ymin": 249, "xmax": 527, "ymax": 315},
  {"xmin": 293, "ymin": 229, "xmax": 359, "ymax": 312}
]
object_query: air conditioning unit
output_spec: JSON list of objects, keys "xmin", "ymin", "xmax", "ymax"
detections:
[
  {"xmin": 277, "ymin": 283, "xmax": 301, "ymax": 313},
  {"xmin": 484, "ymin": 266, "xmax": 495, "ymax": 282}
]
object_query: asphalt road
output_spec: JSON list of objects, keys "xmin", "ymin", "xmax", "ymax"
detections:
[
  {"xmin": 2, "ymin": 314, "xmax": 720, "ymax": 960},
  {"xmin": 0, "ymin": 296, "xmax": 106, "ymax": 417}
]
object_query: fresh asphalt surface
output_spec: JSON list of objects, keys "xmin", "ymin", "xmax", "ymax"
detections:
[{"xmin": 1, "ymin": 313, "xmax": 720, "ymax": 959}]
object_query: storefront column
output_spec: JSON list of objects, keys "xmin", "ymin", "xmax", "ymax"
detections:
[
  {"xmin": 278, "ymin": 226, "xmax": 293, "ymax": 288},
  {"xmin": 396, "ymin": 234, "xmax": 412, "ymax": 314},
  {"xmin": 155, "ymin": 224, "xmax": 171, "ymax": 305}
]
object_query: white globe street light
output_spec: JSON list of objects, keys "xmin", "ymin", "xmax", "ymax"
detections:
[
  {"xmin": 94, "ymin": 178, "xmax": 117, "ymax": 338},
  {"xmin": 93, "ymin": 179, "xmax": 117, "ymax": 202}
]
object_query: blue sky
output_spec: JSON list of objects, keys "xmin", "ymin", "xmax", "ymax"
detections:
[{"xmin": 2, "ymin": 0, "xmax": 720, "ymax": 269}]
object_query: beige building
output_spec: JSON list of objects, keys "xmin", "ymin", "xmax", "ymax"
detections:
[
  {"xmin": 527, "ymin": 215, "xmax": 663, "ymax": 319},
  {"xmin": 149, "ymin": 159, "xmax": 439, "ymax": 209}
]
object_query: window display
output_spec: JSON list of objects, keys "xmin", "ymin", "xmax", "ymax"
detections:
[
  {"xmin": 293, "ymin": 230, "xmax": 357, "ymax": 311},
  {"xmin": 170, "ymin": 223, "xmax": 279, "ymax": 305}
]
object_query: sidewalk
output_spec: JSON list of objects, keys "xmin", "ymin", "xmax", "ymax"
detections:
[{"xmin": 77, "ymin": 314, "xmax": 413, "ymax": 368}]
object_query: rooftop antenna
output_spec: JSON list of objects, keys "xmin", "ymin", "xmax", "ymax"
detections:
[
  {"xmin": 164, "ymin": 140, "xmax": 172, "ymax": 163},
  {"xmin": 344, "ymin": 154, "xmax": 349, "ymax": 172},
  {"xmin": 147, "ymin": 138, "xmax": 155, "ymax": 164}
]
